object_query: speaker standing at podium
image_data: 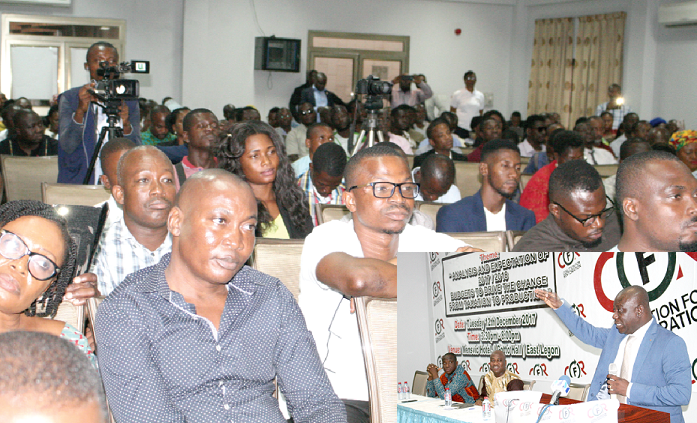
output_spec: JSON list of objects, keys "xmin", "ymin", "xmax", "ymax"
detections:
[{"xmin": 535, "ymin": 286, "xmax": 691, "ymax": 423}]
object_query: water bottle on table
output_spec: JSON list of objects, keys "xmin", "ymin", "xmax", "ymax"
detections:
[
  {"xmin": 444, "ymin": 387, "xmax": 452, "ymax": 408},
  {"xmin": 482, "ymin": 397, "xmax": 492, "ymax": 420},
  {"xmin": 403, "ymin": 381, "xmax": 411, "ymax": 400},
  {"xmin": 398, "ymin": 382, "xmax": 403, "ymax": 400}
]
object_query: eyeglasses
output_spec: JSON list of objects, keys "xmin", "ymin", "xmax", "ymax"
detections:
[
  {"xmin": 300, "ymin": 109, "xmax": 316, "ymax": 116},
  {"xmin": 552, "ymin": 199, "xmax": 614, "ymax": 227},
  {"xmin": 533, "ymin": 126, "xmax": 547, "ymax": 132},
  {"xmin": 0, "ymin": 230, "xmax": 60, "ymax": 281},
  {"xmin": 348, "ymin": 182, "xmax": 420, "ymax": 199}
]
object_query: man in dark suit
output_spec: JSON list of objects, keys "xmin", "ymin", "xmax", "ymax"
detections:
[
  {"xmin": 289, "ymin": 69, "xmax": 317, "ymax": 121},
  {"xmin": 58, "ymin": 41, "xmax": 140, "ymax": 184},
  {"xmin": 536, "ymin": 286, "xmax": 691, "ymax": 423},
  {"xmin": 413, "ymin": 118, "xmax": 468, "ymax": 169},
  {"xmin": 436, "ymin": 139, "xmax": 535, "ymax": 233},
  {"xmin": 300, "ymin": 72, "xmax": 346, "ymax": 113}
]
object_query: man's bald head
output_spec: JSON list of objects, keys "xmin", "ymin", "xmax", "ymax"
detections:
[
  {"xmin": 116, "ymin": 145, "xmax": 172, "ymax": 187},
  {"xmin": 176, "ymin": 169, "xmax": 254, "ymax": 212},
  {"xmin": 616, "ymin": 285, "xmax": 650, "ymax": 311}
]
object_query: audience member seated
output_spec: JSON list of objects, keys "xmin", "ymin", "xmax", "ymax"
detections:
[
  {"xmin": 221, "ymin": 103, "xmax": 236, "ymax": 129},
  {"xmin": 588, "ymin": 116, "xmax": 616, "ymax": 153},
  {"xmin": 413, "ymin": 154, "xmax": 460, "ymax": 203},
  {"xmin": 524, "ymin": 125, "xmax": 564, "ymax": 175},
  {"xmin": 96, "ymin": 170, "xmax": 346, "ymax": 423},
  {"xmin": 518, "ymin": 114, "xmax": 546, "ymax": 158},
  {"xmin": 535, "ymin": 286, "xmax": 690, "ymax": 423},
  {"xmin": 413, "ymin": 118, "xmax": 468, "ymax": 168},
  {"xmin": 647, "ymin": 126, "xmax": 671, "ymax": 146},
  {"xmin": 614, "ymin": 151, "xmax": 697, "ymax": 252},
  {"xmin": 450, "ymin": 70, "xmax": 484, "ymax": 139},
  {"xmin": 141, "ymin": 105, "xmax": 176, "ymax": 146},
  {"xmin": 331, "ymin": 104, "xmax": 354, "ymax": 153},
  {"xmin": 520, "ymin": 130, "xmax": 585, "ymax": 222},
  {"xmin": 391, "ymin": 74, "xmax": 433, "ymax": 108},
  {"xmin": 437, "ymin": 140, "xmax": 535, "ymax": 233},
  {"xmin": 406, "ymin": 106, "xmax": 426, "ymax": 145},
  {"xmin": 478, "ymin": 350, "xmax": 524, "ymax": 401},
  {"xmin": 173, "ymin": 108, "xmax": 219, "ymax": 186},
  {"xmin": 300, "ymin": 72, "xmax": 346, "ymax": 114},
  {"xmin": 276, "ymin": 107, "xmax": 293, "ymax": 140},
  {"xmin": 299, "ymin": 144, "xmax": 476, "ymax": 423},
  {"xmin": 514, "ymin": 160, "xmax": 620, "ymax": 252},
  {"xmin": 43, "ymin": 104, "xmax": 60, "ymax": 140},
  {"xmin": 0, "ymin": 331, "xmax": 107, "ymax": 423},
  {"xmin": 467, "ymin": 117, "xmax": 502, "ymax": 162},
  {"xmin": 267, "ymin": 106, "xmax": 280, "ymax": 129},
  {"xmin": 412, "ymin": 103, "xmax": 429, "ymax": 138},
  {"xmin": 164, "ymin": 106, "xmax": 190, "ymax": 146},
  {"xmin": 0, "ymin": 200, "xmax": 94, "ymax": 364},
  {"xmin": 0, "ymin": 109, "xmax": 58, "ymax": 156},
  {"xmin": 668, "ymin": 130, "xmax": 697, "ymax": 177},
  {"xmin": 609, "ymin": 112, "xmax": 639, "ymax": 155},
  {"xmin": 298, "ymin": 142, "xmax": 347, "ymax": 226},
  {"xmin": 289, "ymin": 70, "xmax": 317, "ymax": 120},
  {"xmin": 388, "ymin": 105, "xmax": 416, "ymax": 154},
  {"xmin": 600, "ymin": 111, "xmax": 615, "ymax": 142},
  {"xmin": 292, "ymin": 122, "xmax": 335, "ymax": 177},
  {"xmin": 91, "ymin": 146, "xmax": 175, "ymax": 296},
  {"xmin": 576, "ymin": 120, "xmax": 617, "ymax": 165},
  {"xmin": 415, "ymin": 114, "xmax": 465, "ymax": 155},
  {"xmin": 603, "ymin": 138, "xmax": 651, "ymax": 202},
  {"xmin": 97, "ymin": 138, "xmax": 135, "ymax": 230},
  {"xmin": 286, "ymin": 102, "xmax": 317, "ymax": 162},
  {"xmin": 0, "ymin": 104, "xmax": 22, "ymax": 142},
  {"xmin": 508, "ymin": 111, "xmax": 524, "ymax": 140},
  {"xmin": 425, "ymin": 353, "xmax": 480, "ymax": 403},
  {"xmin": 218, "ymin": 121, "xmax": 312, "ymax": 239},
  {"xmin": 235, "ymin": 106, "xmax": 261, "ymax": 122},
  {"xmin": 58, "ymin": 42, "xmax": 140, "ymax": 184},
  {"xmin": 610, "ymin": 120, "xmax": 650, "ymax": 157}
]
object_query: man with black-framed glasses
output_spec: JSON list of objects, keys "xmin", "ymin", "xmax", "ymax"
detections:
[
  {"xmin": 298, "ymin": 143, "xmax": 478, "ymax": 423},
  {"xmin": 513, "ymin": 160, "xmax": 621, "ymax": 251}
]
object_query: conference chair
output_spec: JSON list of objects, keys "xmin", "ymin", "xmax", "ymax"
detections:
[
  {"xmin": 594, "ymin": 164, "xmax": 619, "ymax": 178},
  {"xmin": 412, "ymin": 371, "xmax": 429, "ymax": 396},
  {"xmin": 249, "ymin": 238, "xmax": 305, "ymax": 301},
  {"xmin": 519, "ymin": 173, "xmax": 534, "ymax": 191},
  {"xmin": 567, "ymin": 382, "xmax": 590, "ymax": 402},
  {"xmin": 453, "ymin": 162, "xmax": 482, "ymax": 198},
  {"xmin": 42, "ymin": 182, "xmax": 111, "ymax": 206},
  {"xmin": 53, "ymin": 300, "xmax": 85, "ymax": 333},
  {"xmin": 522, "ymin": 379, "xmax": 536, "ymax": 390},
  {"xmin": 355, "ymin": 296, "xmax": 397, "ymax": 423},
  {"xmin": 315, "ymin": 203, "xmax": 350, "ymax": 225},
  {"xmin": 1, "ymin": 155, "xmax": 58, "ymax": 201},
  {"xmin": 446, "ymin": 231, "xmax": 507, "ymax": 252},
  {"xmin": 520, "ymin": 156, "xmax": 530, "ymax": 165},
  {"xmin": 505, "ymin": 230, "xmax": 527, "ymax": 251},
  {"xmin": 415, "ymin": 201, "xmax": 443, "ymax": 225}
]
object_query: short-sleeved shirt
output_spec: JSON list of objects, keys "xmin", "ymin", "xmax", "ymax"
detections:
[{"xmin": 451, "ymin": 88, "xmax": 484, "ymax": 131}]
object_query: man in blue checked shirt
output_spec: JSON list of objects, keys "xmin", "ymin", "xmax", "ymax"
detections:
[{"xmin": 96, "ymin": 169, "xmax": 346, "ymax": 423}]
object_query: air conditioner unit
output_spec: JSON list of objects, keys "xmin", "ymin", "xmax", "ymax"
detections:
[{"xmin": 659, "ymin": 1, "xmax": 697, "ymax": 26}]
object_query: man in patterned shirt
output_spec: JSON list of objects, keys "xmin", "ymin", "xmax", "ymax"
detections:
[
  {"xmin": 96, "ymin": 169, "xmax": 346, "ymax": 423},
  {"xmin": 90, "ymin": 145, "xmax": 175, "ymax": 295},
  {"xmin": 141, "ymin": 105, "xmax": 177, "ymax": 146},
  {"xmin": 297, "ymin": 142, "xmax": 347, "ymax": 226}
]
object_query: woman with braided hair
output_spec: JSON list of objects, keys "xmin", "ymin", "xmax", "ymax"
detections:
[{"xmin": 0, "ymin": 200, "xmax": 94, "ymax": 365}]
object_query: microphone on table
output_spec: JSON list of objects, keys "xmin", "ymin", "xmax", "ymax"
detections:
[
  {"xmin": 549, "ymin": 375, "xmax": 571, "ymax": 405},
  {"xmin": 608, "ymin": 363, "xmax": 618, "ymax": 400}
]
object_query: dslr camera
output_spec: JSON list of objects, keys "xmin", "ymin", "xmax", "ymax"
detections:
[
  {"xmin": 355, "ymin": 75, "xmax": 392, "ymax": 96},
  {"xmin": 92, "ymin": 60, "xmax": 150, "ymax": 101}
]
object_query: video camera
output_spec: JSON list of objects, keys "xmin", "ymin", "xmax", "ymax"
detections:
[
  {"xmin": 355, "ymin": 75, "xmax": 392, "ymax": 111},
  {"xmin": 91, "ymin": 60, "xmax": 150, "ymax": 102}
]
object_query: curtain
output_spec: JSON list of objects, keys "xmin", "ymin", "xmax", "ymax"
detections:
[
  {"xmin": 568, "ymin": 12, "xmax": 626, "ymax": 127},
  {"xmin": 527, "ymin": 18, "xmax": 574, "ymax": 126}
]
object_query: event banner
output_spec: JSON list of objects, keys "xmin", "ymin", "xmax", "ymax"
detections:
[{"xmin": 427, "ymin": 252, "xmax": 697, "ymax": 418}]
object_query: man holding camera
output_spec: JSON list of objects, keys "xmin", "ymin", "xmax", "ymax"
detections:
[
  {"xmin": 391, "ymin": 74, "xmax": 432, "ymax": 109},
  {"xmin": 58, "ymin": 41, "xmax": 140, "ymax": 184}
]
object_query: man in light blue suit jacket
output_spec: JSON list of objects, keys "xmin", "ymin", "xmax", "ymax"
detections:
[{"xmin": 535, "ymin": 286, "xmax": 691, "ymax": 423}]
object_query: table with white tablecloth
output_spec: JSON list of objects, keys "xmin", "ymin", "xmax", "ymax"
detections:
[{"xmin": 397, "ymin": 394, "xmax": 487, "ymax": 423}]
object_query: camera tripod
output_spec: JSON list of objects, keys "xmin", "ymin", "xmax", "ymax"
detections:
[
  {"xmin": 83, "ymin": 100, "xmax": 123, "ymax": 185},
  {"xmin": 348, "ymin": 96, "xmax": 385, "ymax": 157}
]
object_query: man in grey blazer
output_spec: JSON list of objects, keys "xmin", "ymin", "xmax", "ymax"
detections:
[{"xmin": 535, "ymin": 286, "xmax": 691, "ymax": 423}]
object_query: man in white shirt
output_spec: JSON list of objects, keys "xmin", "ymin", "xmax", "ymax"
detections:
[
  {"xmin": 450, "ymin": 70, "xmax": 484, "ymax": 139},
  {"xmin": 575, "ymin": 121, "xmax": 617, "ymax": 165},
  {"xmin": 412, "ymin": 154, "xmax": 461, "ymax": 204},
  {"xmin": 517, "ymin": 114, "xmax": 547, "ymax": 158},
  {"xmin": 595, "ymin": 84, "xmax": 632, "ymax": 131},
  {"xmin": 535, "ymin": 286, "xmax": 690, "ymax": 423},
  {"xmin": 299, "ymin": 144, "xmax": 476, "ymax": 423}
]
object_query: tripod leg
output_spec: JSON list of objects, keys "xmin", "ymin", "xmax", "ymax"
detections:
[{"xmin": 84, "ymin": 127, "xmax": 111, "ymax": 185}]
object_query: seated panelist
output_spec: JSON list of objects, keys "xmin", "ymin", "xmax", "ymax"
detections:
[
  {"xmin": 426, "ymin": 352, "xmax": 480, "ymax": 403},
  {"xmin": 476, "ymin": 350, "xmax": 523, "ymax": 404}
]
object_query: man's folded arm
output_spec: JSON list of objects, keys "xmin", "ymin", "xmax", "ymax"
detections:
[
  {"xmin": 316, "ymin": 252, "xmax": 397, "ymax": 298},
  {"xmin": 96, "ymin": 299, "xmax": 185, "ymax": 422}
]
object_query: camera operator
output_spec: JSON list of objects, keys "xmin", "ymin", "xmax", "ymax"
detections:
[
  {"xmin": 390, "ymin": 74, "xmax": 432, "ymax": 109},
  {"xmin": 58, "ymin": 41, "xmax": 140, "ymax": 184}
]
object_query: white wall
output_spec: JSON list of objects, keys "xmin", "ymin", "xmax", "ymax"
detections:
[
  {"xmin": 0, "ymin": 0, "xmax": 184, "ymax": 102},
  {"xmin": 181, "ymin": 0, "xmax": 515, "ymax": 119}
]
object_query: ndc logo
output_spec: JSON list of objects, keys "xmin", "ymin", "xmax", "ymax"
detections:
[
  {"xmin": 565, "ymin": 360, "xmax": 586, "ymax": 378},
  {"xmin": 529, "ymin": 363, "xmax": 548, "ymax": 376}
]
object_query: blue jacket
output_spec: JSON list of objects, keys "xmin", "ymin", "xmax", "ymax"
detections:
[
  {"xmin": 555, "ymin": 302, "xmax": 691, "ymax": 423},
  {"xmin": 435, "ymin": 190, "xmax": 536, "ymax": 233},
  {"xmin": 58, "ymin": 86, "xmax": 140, "ymax": 184}
]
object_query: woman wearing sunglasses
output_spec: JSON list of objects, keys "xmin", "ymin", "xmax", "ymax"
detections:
[{"xmin": 0, "ymin": 200, "xmax": 94, "ymax": 365}]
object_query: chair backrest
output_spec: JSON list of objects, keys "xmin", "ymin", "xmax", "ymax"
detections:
[
  {"xmin": 316, "ymin": 203, "xmax": 350, "ymax": 225},
  {"xmin": 453, "ymin": 162, "xmax": 482, "ymax": 198},
  {"xmin": 412, "ymin": 370, "xmax": 429, "ymax": 396},
  {"xmin": 478, "ymin": 374, "xmax": 485, "ymax": 394},
  {"xmin": 520, "ymin": 156, "xmax": 530, "ymax": 165},
  {"xmin": 1, "ymin": 155, "xmax": 59, "ymax": 201},
  {"xmin": 594, "ymin": 164, "xmax": 618, "ymax": 178},
  {"xmin": 53, "ymin": 300, "xmax": 85, "ymax": 333},
  {"xmin": 355, "ymin": 296, "xmax": 397, "ymax": 423},
  {"xmin": 249, "ymin": 238, "xmax": 305, "ymax": 301},
  {"xmin": 42, "ymin": 182, "xmax": 111, "ymax": 206},
  {"xmin": 519, "ymin": 173, "xmax": 534, "ymax": 191},
  {"xmin": 505, "ymin": 230, "xmax": 526, "ymax": 251},
  {"xmin": 415, "ymin": 201, "xmax": 443, "ymax": 225},
  {"xmin": 567, "ymin": 382, "xmax": 590, "ymax": 402},
  {"xmin": 446, "ymin": 231, "xmax": 507, "ymax": 252},
  {"xmin": 523, "ymin": 379, "xmax": 536, "ymax": 391}
]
